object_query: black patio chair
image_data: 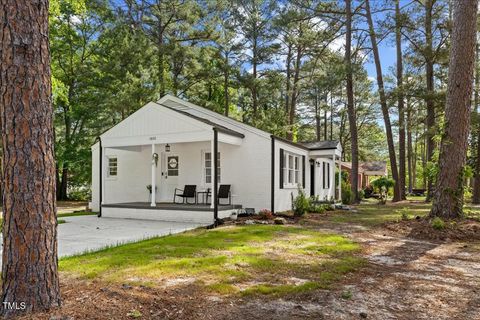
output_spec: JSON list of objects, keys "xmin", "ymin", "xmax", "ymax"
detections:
[
  {"xmin": 173, "ymin": 185, "xmax": 197, "ymax": 204},
  {"xmin": 207, "ymin": 184, "xmax": 231, "ymax": 205}
]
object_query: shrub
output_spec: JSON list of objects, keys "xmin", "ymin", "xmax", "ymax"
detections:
[
  {"xmin": 68, "ymin": 187, "xmax": 90, "ymax": 201},
  {"xmin": 397, "ymin": 208, "xmax": 410, "ymax": 221},
  {"xmin": 258, "ymin": 209, "xmax": 274, "ymax": 220},
  {"xmin": 309, "ymin": 202, "xmax": 327, "ymax": 214},
  {"xmin": 292, "ymin": 188, "xmax": 310, "ymax": 217},
  {"xmin": 358, "ymin": 189, "xmax": 365, "ymax": 200},
  {"xmin": 431, "ymin": 217, "xmax": 445, "ymax": 230},
  {"xmin": 371, "ymin": 177, "xmax": 395, "ymax": 204},
  {"xmin": 342, "ymin": 181, "xmax": 353, "ymax": 204}
]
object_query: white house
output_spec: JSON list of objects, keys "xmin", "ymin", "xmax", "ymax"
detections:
[{"xmin": 90, "ymin": 95, "xmax": 342, "ymax": 224}]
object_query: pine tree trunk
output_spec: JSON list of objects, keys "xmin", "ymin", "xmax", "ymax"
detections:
[
  {"xmin": 407, "ymin": 99, "xmax": 414, "ymax": 194},
  {"xmin": 425, "ymin": 0, "xmax": 436, "ymax": 202},
  {"xmin": 472, "ymin": 44, "xmax": 480, "ymax": 204},
  {"xmin": 430, "ymin": 0, "xmax": 478, "ymax": 218},
  {"xmin": 224, "ymin": 55, "xmax": 229, "ymax": 117},
  {"xmin": 345, "ymin": 0, "xmax": 360, "ymax": 203},
  {"xmin": 0, "ymin": 0, "xmax": 61, "ymax": 317},
  {"xmin": 396, "ymin": 0, "xmax": 406, "ymax": 200},
  {"xmin": 365, "ymin": 0, "xmax": 401, "ymax": 202},
  {"xmin": 287, "ymin": 45, "xmax": 302, "ymax": 141},
  {"xmin": 315, "ymin": 88, "xmax": 321, "ymax": 141}
]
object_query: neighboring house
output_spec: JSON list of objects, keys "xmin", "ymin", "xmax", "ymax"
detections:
[
  {"xmin": 90, "ymin": 95, "xmax": 342, "ymax": 224},
  {"xmin": 341, "ymin": 161, "xmax": 388, "ymax": 189}
]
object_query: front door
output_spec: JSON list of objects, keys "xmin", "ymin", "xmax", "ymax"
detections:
[{"xmin": 159, "ymin": 153, "xmax": 180, "ymax": 202}]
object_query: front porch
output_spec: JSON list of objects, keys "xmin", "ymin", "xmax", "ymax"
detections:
[
  {"xmin": 102, "ymin": 202, "xmax": 241, "ymax": 211},
  {"xmin": 101, "ymin": 202, "xmax": 242, "ymax": 224},
  {"xmin": 96, "ymin": 102, "xmax": 246, "ymax": 223}
]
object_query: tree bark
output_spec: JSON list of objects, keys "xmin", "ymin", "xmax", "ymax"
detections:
[
  {"xmin": 425, "ymin": 0, "xmax": 435, "ymax": 201},
  {"xmin": 345, "ymin": 0, "xmax": 360, "ymax": 203},
  {"xmin": 407, "ymin": 98, "xmax": 414, "ymax": 194},
  {"xmin": 472, "ymin": 43, "xmax": 480, "ymax": 203},
  {"xmin": 365, "ymin": 0, "xmax": 401, "ymax": 202},
  {"xmin": 0, "ymin": 0, "xmax": 61, "ymax": 317},
  {"xmin": 224, "ymin": 55, "xmax": 230, "ymax": 117},
  {"xmin": 430, "ymin": 0, "xmax": 478, "ymax": 218},
  {"xmin": 315, "ymin": 88, "xmax": 321, "ymax": 141},
  {"xmin": 396, "ymin": 0, "xmax": 406, "ymax": 200},
  {"xmin": 287, "ymin": 44, "xmax": 302, "ymax": 141}
]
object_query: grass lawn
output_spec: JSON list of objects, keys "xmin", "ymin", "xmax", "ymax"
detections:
[
  {"xmin": 60, "ymin": 225, "xmax": 365, "ymax": 297},
  {"xmin": 303, "ymin": 197, "xmax": 480, "ymax": 228}
]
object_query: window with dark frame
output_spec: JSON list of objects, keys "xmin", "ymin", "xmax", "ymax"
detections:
[
  {"xmin": 108, "ymin": 157, "xmax": 117, "ymax": 177},
  {"xmin": 327, "ymin": 162, "xmax": 330, "ymax": 188},
  {"xmin": 282, "ymin": 151, "xmax": 302, "ymax": 187},
  {"xmin": 205, "ymin": 152, "xmax": 220, "ymax": 184},
  {"xmin": 322, "ymin": 162, "xmax": 326, "ymax": 189}
]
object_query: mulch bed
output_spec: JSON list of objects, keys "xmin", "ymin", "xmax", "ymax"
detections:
[{"xmin": 382, "ymin": 217, "xmax": 480, "ymax": 242}]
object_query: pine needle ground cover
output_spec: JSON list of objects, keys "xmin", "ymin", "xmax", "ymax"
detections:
[{"xmin": 60, "ymin": 225, "xmax": 364, "ymax": 297}]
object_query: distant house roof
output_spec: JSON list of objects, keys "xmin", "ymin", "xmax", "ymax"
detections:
[
  {"xmin": 299, "ymin": 140, "xmax": 340, "ymax": 150},
  {"xmin": 341, "ymin": 161, "xmax": 388, "ymax": 175},
  {"xmin": 361, "ymin": 161, "xmax": 387, "ymax": 173}
]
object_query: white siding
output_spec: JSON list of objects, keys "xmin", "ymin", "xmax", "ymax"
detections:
[
  {"xmin": 274, "ymin": 140, "xmax": 310, "ymax": 212},
  {"xmin": 91, "ymin": 133, "xmax": 272, "ymax": 212}
]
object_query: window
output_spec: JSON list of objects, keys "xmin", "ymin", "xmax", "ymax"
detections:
[
  {"xmin": 108, "ymin": 157, "xmax": 117, "ymax": 177},
  {"xmin": 282, "ymin": 151, "xmax": 302, "ymax": 187},
  {"xmin": 204, "ymin": 152, "xmax": 220, "ymax": 184},
  {"xmin": 167, "ymin": 156, "xmax": 179, "ymax": 176},
  {"xmin": 323, "ymin": 162, "xmax": 330, "ymax": 189}
]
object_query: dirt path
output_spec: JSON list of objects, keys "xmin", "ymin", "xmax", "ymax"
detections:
[{"xmin": 218, "ymin": 226, "xmax": 480, "ymax": 320}]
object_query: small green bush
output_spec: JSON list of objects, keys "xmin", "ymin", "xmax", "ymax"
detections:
[
  {"xmin": 341, "ymin": 290, "xmax": 353, "ymax": 300},
  {"xmin": 371, "ymin": 177, "xmax": 395, "ymax": 204},
  {"xmin": 293, "ymin": 188, "xmax": 310, "ymax": 217},
  {"xmin": 431, "ymin": 217, "xmax": 445, "ymax": 230},
  {"xmin": 358, "ymin": 189, "xmax": 365, "ymax": 200},
  {"xmin": 342, "ymin": 181, "xmax": 353, "ymax": 204},
  {"xmin": 397, "ymin": 208, "xmax": 410, "ymax": 221},
  {"xmin": 309, "ymin": 202, "xmax": 329, "ymax": 214}
]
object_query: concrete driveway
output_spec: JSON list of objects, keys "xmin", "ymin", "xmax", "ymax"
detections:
[{"xmin": 1, "ymin": 216, "xmax": 205, "ymax": 260}]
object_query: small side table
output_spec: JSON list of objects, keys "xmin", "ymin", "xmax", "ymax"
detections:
[{"xmin": 197, "ymin": 189, "xmax": 211, "ymax": 205}]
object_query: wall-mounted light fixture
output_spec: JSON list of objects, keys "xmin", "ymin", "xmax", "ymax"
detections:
[
  {"xmin": 165, "ymin": 144, "xmax": 170, "ymax": 152},
  {"xmin": 316, "ymin": 160, "xmax": 321, "ymax": 167},
  {"xmin": 309, "ymin": 158, "xmax": 315, "ymax": 165}
]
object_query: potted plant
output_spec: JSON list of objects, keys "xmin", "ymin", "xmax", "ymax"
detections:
[{"xmin": 146, "ymin": 184, "xmax": 157, "ymax": 194}]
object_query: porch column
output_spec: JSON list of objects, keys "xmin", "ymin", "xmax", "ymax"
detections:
[
  {"xmin": 338, "ymin": 157, "xmax": 342, "ymax": 203},
  {"xmin": 151, "ymin": 143, "xmax": 156, "ymax": 207},
  {"xmin": 331, "ymin": 153, "xmax": 335, "ymax": 201},
  {"xmin": 100, "ymin": 143, "xmax": 104, "ymax": 217}
]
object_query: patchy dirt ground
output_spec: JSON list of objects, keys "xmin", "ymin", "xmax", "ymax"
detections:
[{"xmin": 19, "ymin": 211, "xmax": 480, "ymax": 320}]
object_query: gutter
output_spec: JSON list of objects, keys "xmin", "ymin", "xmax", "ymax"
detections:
[
  {"xmin": 271, "ymin": 135, "xmax": 275, "ymax": 213},
  {"xmin": 96, "ymin": 136, "xmax": 102, "ymax": 218}
]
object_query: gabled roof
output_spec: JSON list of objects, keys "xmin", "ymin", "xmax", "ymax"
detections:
[
  {"xmin": 154, "ymin": 102, "xmax": 245, "ymax": 138},
  {"xmin": 341, "ymin": 161, "xmax": 388, "ymax": 175},
  {"xmin": 299, "ymin": 140, "xmax": 341, "ymax": 150},
  {"xmin": 158, "ymin": 95, "xmax": 270, "ymax": 138},
  {"xmin": 360, "ymin": 161, "xmax": 387, "ymax": 173}
]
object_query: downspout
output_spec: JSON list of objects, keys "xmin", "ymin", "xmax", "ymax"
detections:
[
  {"xmin": 97, "ymin": 136, "xmax": 102, "ymax": 218},
  {"xmin": 271, "ymin": 135, "xmax": 275, "ymax": 213},
  {"xmin": 213, "ymin": 128, "xmax": 219, "ymax": 225}
]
